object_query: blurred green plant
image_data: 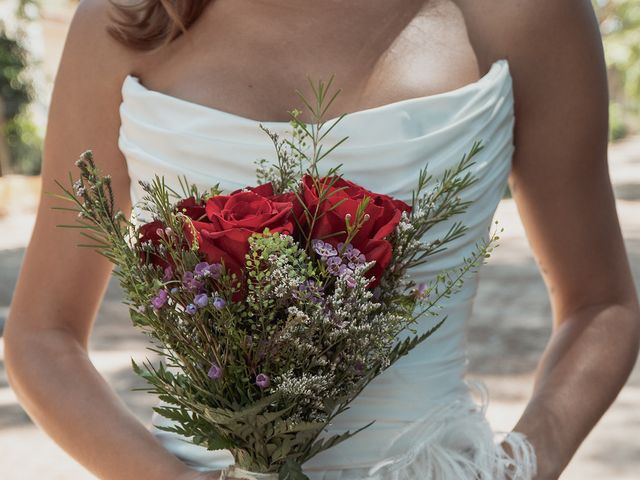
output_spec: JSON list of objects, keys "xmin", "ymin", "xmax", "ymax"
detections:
[
  {"xmin": 0, "ymin": 21, "xmax": 42, "ymax": 176},
  {"xmin": 594, "ymin": 0, "xmax": 640, "ymax": 140},
  {"xmin": 0, "ymin": 28, "xmax": 32, "ymax": 120},
  {"xmin": 17, "ymin": 0, "xmax": 41, "ymax": 20},
  {"xmin": 5, "ymin": 111, "xmax": 42, "ymax": 175},
  {"xmin": 609, "ymin": 102, "xmax": 628, "ymax": 141}
]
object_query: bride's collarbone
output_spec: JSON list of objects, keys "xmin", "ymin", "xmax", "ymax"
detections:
[{"xmin": 128, "ymin": 0, "xmax": 486, "ymax": 123}]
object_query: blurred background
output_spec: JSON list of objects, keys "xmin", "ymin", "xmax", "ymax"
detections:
[{"xmin": 1, "ymin": 0, "xmax": 639, "ymax": 478}]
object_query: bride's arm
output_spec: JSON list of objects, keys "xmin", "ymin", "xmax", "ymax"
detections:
[
  {"xmin": 3, "ymin": 2, "xmax": 214, "ymax": 479},
  {"xmin": 479, "ymin": 1, "xmax": 640, "ymax": 478}
]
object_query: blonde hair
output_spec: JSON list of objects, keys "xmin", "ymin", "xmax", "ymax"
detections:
[{"xmin": 108, "ymin": 0, "xmax": 211, "ymax": 50}]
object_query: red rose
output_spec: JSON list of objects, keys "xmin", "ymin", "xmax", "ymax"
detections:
[
  {"xmin": 298, "ymin": 175, "xmax": 411, "ymax": 286},
  {"xmin": 138, "ymin": 220, "xmax": 172, "ymax": 270},
  {"xmin": 175, "ymin": 196, "xmax": 207, "ymax": 221},
  {"xmin": 189, "ymin": 183, "xmax": 295, "ymax": 281},
  {"xmin": 138, "ymin": 198, "xmax": 207, "ymax": 270},
  {"xmin": 234, "ymin": 183, "xmax": 302, "ymax": 221}
]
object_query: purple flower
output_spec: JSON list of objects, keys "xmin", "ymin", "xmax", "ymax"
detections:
[
  {"xmin": 326, "ymin": 256, "xmax": 342, "ymax": 275},
  {"xmin": 336, "ymin": 242, "xmax": 350, "ymax": 254},
  {"xmin": 312, "ymin": 239, "xmax": 337, "ymax": 258},
  {"xmin": 151, "ymin": 289, "xmax": 168, "ymax": 310},
  {"xmin": 255, "ymin": 373, "xmax": 271, "ymax": 389},
  {"xmin": 170, "ymin": 287, "xmax": 179, "ymax": 294},
  {"xmin": 194, "ymin": 293, "xmax": 209, "ymax": 308},
  {"xmin": 326, "ymin": 256, "xmax": 341, "ymax": 266},
  {"xmin": 182, "ymin": 271, "xmax": 204, "ymax": 292},
  {"xmin": 194, "ymin": 262, "xmax": 210, "ymax": 276},
  {"xmin": 296, "ymin": 279, "xmax": 323, "ymax": 303},
  {"xmin": 208, "ymin": 263, "xmax": 223, "ymax": 279},
  {"xmin": 193, "ymin": 262, "xmax": 223, "ymax": 280},
  {"xmin": 353, "ymin": 253, "xmax": 366, "ymax": 265},
  {"xmin": 213, "ymin": 297, "xmax": 226, "ymax": 310},
  {"xmin": 342, "ymin": 244, "xmax": 362, "ymax": 263},
  {"xmin": 186, "ymin": 303, "xmax": 197, "ymax": 315},
  {"xmin": 207, "ymin": 363, "xmax": 223, "ymax": 380},
  {"xmin": 304, "ymin": 279, "xmax": 316, "ymax": 288},
  {"xmin": 344, "ymin": 275, "xmax": 357, "ymax": 289},
  {"xmin": 310, "ymin": 294, "xmax": 323, "ymax": 304},
  {"xmin": 162, "ymin": 266, "xmax": 174, "ymax": 281},
  {"xmin": 338, "ymin": 264, "xmax": 353, "ymax": 277}
]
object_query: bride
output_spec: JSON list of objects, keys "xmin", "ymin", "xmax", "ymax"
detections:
[{"xmin": 4, "ymin": 0, "xmax": 639, "ymax": 479}]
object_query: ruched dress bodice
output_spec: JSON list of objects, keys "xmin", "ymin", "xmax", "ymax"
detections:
[{"xmin": 118, "ymin": 59, "xmax": 536, "ymax": 480}]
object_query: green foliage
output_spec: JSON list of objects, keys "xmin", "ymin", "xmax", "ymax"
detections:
[
  {"xmin": 0, "ymin": 26, "xmax": 32, "ymax": 119},
  {"xmin": 594, "ymin": 0, "xmax": 640, "ymax": 138},
  {"xmin": 1, "ymin": 22, "xmax": 42, "ymax": 175},
  {"xmin": 4, "ymin": 110, "xmax": 42, "ymax": 174},
  {"xmin": 279, "ymin": 460, "xmax": 307, "ymax": 480},
  {"xmin": 609, "ymin": 101, "xmax": 628, "ymax": 141}
]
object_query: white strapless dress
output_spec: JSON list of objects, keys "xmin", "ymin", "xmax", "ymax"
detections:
[{"xmin": 118, "ymin": 59, "xmax": 537, "ymax": 479}]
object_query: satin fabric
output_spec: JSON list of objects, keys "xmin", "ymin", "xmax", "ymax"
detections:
[{"xmin": 118, "ymin": 59, "xmax": 536, "ymax": 479}]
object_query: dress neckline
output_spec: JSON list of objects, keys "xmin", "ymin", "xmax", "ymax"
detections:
[{"xmin": 121, "ymin": 59, "xmax": 511, "ymax": 127}]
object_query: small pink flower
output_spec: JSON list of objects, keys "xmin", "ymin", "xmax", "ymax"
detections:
[
  {"xmin": 255, "ymin": 373, "xmax": 270, "ymax": 389},
  {"xmin": 151, "ymin": 289, "xmax": 168, "ymax": 310},
  {"xmin": 208, "ymin": 363, "xmax": 223, "ymax": 380}
]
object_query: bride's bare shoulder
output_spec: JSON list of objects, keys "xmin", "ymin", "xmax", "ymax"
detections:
[
  {"xmin": 60, "ymin": 1, "xmax": 127, "ymax": 82},
  {"xmin": 63, "ymin": 0, "xmax": 151, "ymax": 83},
  {"xmin": 456, "ymin": 0, "xmax": 601, "ymax": 61},
  {"xmin": 456, "ymin": 0, "xmax": 604, "ymax": 106}
]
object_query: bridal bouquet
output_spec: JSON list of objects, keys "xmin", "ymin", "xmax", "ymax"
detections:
[{"xmin": 55, "ymin": 78, "xmax": 498, "ymax": 479}]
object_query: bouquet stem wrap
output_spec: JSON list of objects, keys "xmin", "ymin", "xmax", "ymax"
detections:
[{"xmin": 220, "ymin": 465, "xmax": 279, "ymax": 480}]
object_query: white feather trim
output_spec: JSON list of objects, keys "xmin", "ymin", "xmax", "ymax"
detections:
[{"xmin": 307, "ymin": 381, "xmax": 537, "ymax": 480}]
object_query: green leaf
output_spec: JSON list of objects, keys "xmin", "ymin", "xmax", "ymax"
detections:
[
  {"xmin": 271, "ymin": 436, "xmax": 293, "ymax": 462},
  {"xmin": 388, "ymin": 316, "xmax": 447, "ymax": 365},
  {"xmin": 278, "ymin": 460, "xmax": 309, "ymax": 480},
  {"xmin": 306, "ymin": 421, "xmax": 375, "ymax": 459}
]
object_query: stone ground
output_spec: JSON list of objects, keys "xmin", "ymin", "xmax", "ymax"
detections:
[{"xmin": 0, "ymin": 136, "xmax": 639, "ymax": 479}]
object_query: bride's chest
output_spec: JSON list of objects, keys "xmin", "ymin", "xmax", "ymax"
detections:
[{"xmin": 130, "ymin": 0, "xmax": 481, "ymax": 124}]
